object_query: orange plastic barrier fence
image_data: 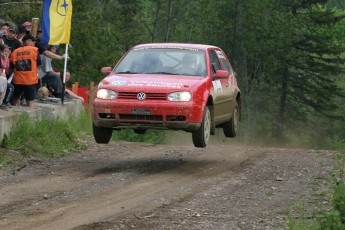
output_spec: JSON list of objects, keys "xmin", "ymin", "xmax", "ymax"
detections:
[{"xmin": 67, "ymin": 82, "xmax": 94, "ymax": 106}]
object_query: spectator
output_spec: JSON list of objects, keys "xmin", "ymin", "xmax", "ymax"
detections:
[
  {"xmin": 0, "ymin": 31, "xmax": 5, "ymax": 44},
  {"xmin": 22, "ymin": 21, "xmax": 31, "ymax": 34},
  {"xmin": 39, "ymin": 45, "xmax": 83, "ymax": 102},
  {"xmin": 10, "ymin": 34, "xmax": 41, "ymax": 107},
  {"xmin": 0, "ymin": 44, "xmax": 14, "ymax": 108},
  {"xmin": 17, "ymin": 26, "xmax": 27, "ymax": 43},
  {"xmin": 36, "ymin": 30, "xmax": 65, "ymax": 60},
  {"xmin": 0, "ymin": 19, "xmax": 5, "ymax": 27},
  {"xmin": 0, "ymin": 22, "xmax": 9, "ymax": 37},
  {"xmin": 38, "ymin": 45, "xmax": 64, "ymax": 98},
  {"xmin": 4, "ymin": 26, "xmax": 22, "ymax": 52},
  {"xmin": 0, "ymin": 57, "xmax": 7, "ymax": 110}
]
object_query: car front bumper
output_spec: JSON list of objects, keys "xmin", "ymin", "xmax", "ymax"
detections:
[{"xmin": 91, "ymin": 99, "xmax": 204, "ymax": 132}]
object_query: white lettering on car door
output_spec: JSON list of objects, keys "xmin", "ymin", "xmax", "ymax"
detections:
[{"xmin": 212, "ymin": 80, "xmax": 222, "ymax": 93}]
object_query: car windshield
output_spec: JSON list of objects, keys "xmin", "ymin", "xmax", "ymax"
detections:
[{"xmin": 114, "ymin": 47, "xmax": 207, "ymax": 76}]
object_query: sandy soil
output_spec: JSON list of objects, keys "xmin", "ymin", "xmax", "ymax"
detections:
[{"xmin": 0, "ymin": 132, "xmax": 341, "ymax": 230}]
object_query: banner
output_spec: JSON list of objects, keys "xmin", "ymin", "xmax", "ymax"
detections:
[{"xmin": 42, "ymin": 0, "xmax": 73, "ymax": 45}]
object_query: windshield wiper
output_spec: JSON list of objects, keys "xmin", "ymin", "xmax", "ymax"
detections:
[
  {"xmin": 116, "ymin": 71, "xmax": 140, "ymax": 74},
  {"xmin": 145, "ymin": 72, "xmax": 176, "ymax": 75}
]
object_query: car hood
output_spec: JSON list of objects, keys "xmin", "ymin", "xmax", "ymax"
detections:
[{"xmin": 99, "ymin": 74, "xmax": 205, "ymax": 92}]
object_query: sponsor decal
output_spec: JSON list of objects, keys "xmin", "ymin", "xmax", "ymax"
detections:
[
  {"xmin": 134, "ymin": 47, "xmax": 199, "ymax": 51},
  {"xmin": 109, "ymin": 80, "xmax": 184, "ymax": 88},
  {"xmin": 128, "ymin": 80, "xmax": 183, "ymax": 88},
  {"xmin": 111, "ymin": 80, "xmax": 127, "ymax": 86},
  {"xmin": 212, "ymin": 80, "xmax": 222, "ymax": 93}
]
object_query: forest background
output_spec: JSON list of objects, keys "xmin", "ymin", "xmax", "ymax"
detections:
[{"xmin": 1, "ymin": 0, "xmax": 345, "ymax": 150}]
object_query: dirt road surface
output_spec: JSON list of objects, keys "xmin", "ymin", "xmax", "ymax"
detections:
[{"xmin": 0, "ymin": 132, "xmax": 339, "ymax": 230}]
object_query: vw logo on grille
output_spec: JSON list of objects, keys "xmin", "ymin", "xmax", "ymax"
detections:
[{"xmin": 137, "ymin": 92, "xmax": 146, "ymax": 100}]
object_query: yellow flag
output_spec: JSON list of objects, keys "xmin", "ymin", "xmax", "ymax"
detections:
[{"xmin": 42, "ymin": 0, "xmax": 73, "ymax": 45}]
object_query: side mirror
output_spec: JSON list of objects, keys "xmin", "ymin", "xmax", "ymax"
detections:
[
  {"xmin": 101, "ymin": 67, "xmax": 112, "ymax": 75},
  {"xmin": 215, "ymin": 70, "xmax": 229, "ymax": 79}
]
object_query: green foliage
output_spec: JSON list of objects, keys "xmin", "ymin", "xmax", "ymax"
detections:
[
  {"xmin": 288, "ymin": 213, "xmax": 319, "ymax": 230},
  {"xmin": 286, "ymin": 154, "xmax": 345, "ymax": 230},
  {"xmin": 111, "ymin": 129, "xmax": 165, "ymax": 145},
  {"xmin": 64, "ymin": 0, "xmax": 148, "ymax": 85},
  {"xmin": 1, "ymin": 111, "xmax": 91, "ymax": 159},
  {"xmin": 0, "ymin": 0, "xmax": 42, "ymax": 24},
  {"xmin": 327, "ymin": 0, "xmax": 345, "ymax": 10},
  {"xmin": 317, "ymin": 182, "xmax": 345, "ymax": 229},
  {"xmin": 0, "ymin": 150, "xmax": 4, "ymax": 163}
]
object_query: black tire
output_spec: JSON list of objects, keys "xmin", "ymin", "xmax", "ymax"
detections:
[
  {"xmin": 133, "ymin": 129, "xmax": 147, "ymax": 134},
  {"xmin": 223, "ymin": 102, "xmax": 239, "ymax": 137},
  {"xmin": 92, "ymin": 123, "xmax": 112, "ymax": 144},
  {"xmin": 192, "ymin": 106, "xmax": 211, "ymax": 148}
]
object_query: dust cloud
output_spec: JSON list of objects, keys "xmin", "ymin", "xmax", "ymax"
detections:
[{"xmin": 162, "ymin": 129, "xmax": 238, "ymax": 147}]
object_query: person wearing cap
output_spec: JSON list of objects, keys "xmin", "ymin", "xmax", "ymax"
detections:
[
  {"xmin": 4, "ymin": 26, "xmax": 22, "ymax": 52},
  {"xmin": 22, "ymin": 21, "xmax": 31, "ymax": 33},
  {"xmin": 10, "ymin": 34, "xmax": 41, "ymax": 107},
  {"xmin": 17, "ymin": 26, "xmax": 27, "ymax": 44}
]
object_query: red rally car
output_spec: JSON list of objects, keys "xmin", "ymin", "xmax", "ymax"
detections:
[{"xmin": 91, "ymin": 43, "xmax": 241, "ymax": 148}]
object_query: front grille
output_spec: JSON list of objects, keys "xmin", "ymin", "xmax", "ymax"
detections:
[
  {"xmin": 117, "ymin": 92, "xmax": 167, "ymax": 100},
  {"xmin": 119, "ymin": 114, "xmax": 163, "ymax": 121}
]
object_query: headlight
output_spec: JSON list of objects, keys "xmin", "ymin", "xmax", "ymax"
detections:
[
  {"xmin": 96, "ymin": 89, "xmax": 117, "ymax": 99},
  {"xmin": 168, "ymin": 92, "xmax": 192, "ymax": 101}
]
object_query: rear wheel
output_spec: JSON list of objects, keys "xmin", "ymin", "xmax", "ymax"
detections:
[
  {"xmin": 133, "ymin": 129, "xmax": 147, "ymax": 135},
  {"xmin": 223, "ymin": 102, "xmax": 239, "ymax": 137},
  {"xmin": 192, "ymin": 106, "xmax": 211, "ymax": 148},
  {"xmin": 92, "ymin": 123, "xmax": 112, "ymax": 144}
]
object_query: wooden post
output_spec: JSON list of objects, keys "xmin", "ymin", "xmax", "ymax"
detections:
[
  {"xmin": 30, "ymin": 18, "xmax": 39, "ymax": 37},
  {"xmin": 87, "ymin": 82, "xmax": 94, "ymax": 114},
  {"xmin": 72, "ymin": 82, "xmax": 79, "ymax": 94}
]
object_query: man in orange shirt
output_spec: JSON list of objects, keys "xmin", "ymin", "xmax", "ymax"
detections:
[{"xmin": 10, "ymin": 34, "xmax": 41, "ymax": 107}]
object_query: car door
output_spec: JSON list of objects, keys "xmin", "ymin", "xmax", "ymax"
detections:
[{"xmin": 209, "ymin": 49, "xmax": 235, "ymax": 123}]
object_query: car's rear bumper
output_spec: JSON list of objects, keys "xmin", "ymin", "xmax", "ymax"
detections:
[{"xmin": 91, "ymin": 100, "xmax": 204, "ymax": 132}]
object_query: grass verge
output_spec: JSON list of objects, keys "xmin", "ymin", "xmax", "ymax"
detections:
[
  {"xmin": 0, "ymin": 111, "xmax": 91, "ymax": 165},
  {"xmin": 287, "ymin": 151, "xmax": 345, "ymax": 230}
]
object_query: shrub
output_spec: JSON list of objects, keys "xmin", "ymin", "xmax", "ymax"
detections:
[{"xmin": 318, "ymin": 182, "xmax": 345, "ymax": 230}]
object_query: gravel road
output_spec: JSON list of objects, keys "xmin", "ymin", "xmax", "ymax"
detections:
[{"xmin": 0, "ymin": 133, "xmax": 340, "ymax": 230}]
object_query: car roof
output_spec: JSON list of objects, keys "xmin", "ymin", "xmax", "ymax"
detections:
[{"xmin": 133, "ymin": 43, "xmax": 219, "ymax": 51}]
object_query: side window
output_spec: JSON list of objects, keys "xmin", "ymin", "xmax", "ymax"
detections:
[
  {"xmin": 216, "ymin": 50, "xmax": 233, "ymax": 75},
  {"xmin": 209, "ymin": 50, "xmax": 222, "ymax": 78}
]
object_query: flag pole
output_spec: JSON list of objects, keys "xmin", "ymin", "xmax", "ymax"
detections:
[{"xmin": 61, "ymin": 44, "xmax": 69, "ymax": 105}]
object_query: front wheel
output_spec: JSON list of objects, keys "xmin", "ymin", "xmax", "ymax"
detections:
[
  {"xmin": 223, "ymin": 102, "xmax": 239, "ymax": 137},
  {"xmin": 93, "ymin": 123, "xmax": 112, "ymax": 144},
  {"xmin": 192, "ymin": 106, "xmax": 211, "ymax": 148}
]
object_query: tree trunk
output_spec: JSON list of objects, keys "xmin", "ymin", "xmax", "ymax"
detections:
[
  {"xmin": 275, "ymin": 68, "xmax": 289, "ymax": 141},
  {"xmin": 164, "ymin": 0, "xmax": 173, "ymax": 42},
  {"xmin": 152, "ymin": 0, "xmax": 162, "ymax": 42},
  {"xmin": 231, "ymin": 0, "xmax": 241, "ymax": 59}
]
